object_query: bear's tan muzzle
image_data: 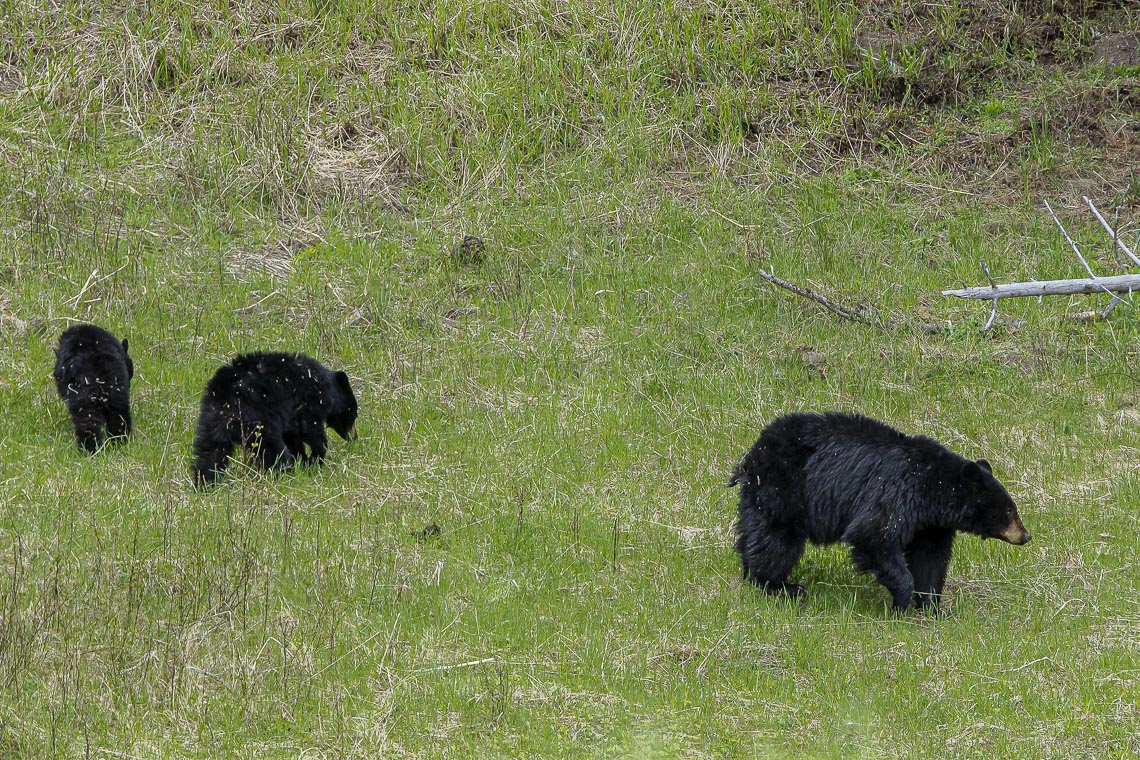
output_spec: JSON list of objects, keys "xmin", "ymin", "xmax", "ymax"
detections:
[{"xmin": 999, "ymin": 518, "xmax": 1032, "ymax": 545}]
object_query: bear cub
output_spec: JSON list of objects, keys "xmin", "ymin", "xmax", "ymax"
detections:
[
  {"xmin": 731, "ymin": 412, "xmax": 1031, "ymax": 612},
  {"xmin": 192, "ymin": 352, "xmax": 358, "ymax": 486},
  {"xmin": 53, "ymin": 324, "xmax": 134, "ymax": 452}
]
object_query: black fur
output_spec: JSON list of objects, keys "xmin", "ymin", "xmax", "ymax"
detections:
[
  {"xmin": 731, "ymin": 412, "xmax": 1031, "ymax": 612},
  {"xmin": 53, "ymin": 324, "xmax": 134, "ymax": 452},
  {"xmin": 192, "ymin": 352, "xmax": 358, "ymax": 486}
]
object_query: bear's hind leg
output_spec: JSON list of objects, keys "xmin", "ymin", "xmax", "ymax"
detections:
[
  {"xmin": 249, "ymin": 428, "xmax": 295, "ymax": 473},
  {"xmin": 106, "ymin": 405, "xmax": 131, "ymax": 441},
  {"xmin": 735, "ymin": 506, "xmax": 807, "ymax": 598},
  {"xmin": 193, "ymin": 441, "xmax": 233, "ymax": 486},
  {"xmin": 906, "ymin": 528, "xmax": 955, "ymax": 612},
  {"xmin": 70, "ymin": 408, "xmax": 104, "ymax": 453},
  {"xmin": 283, "ymin": 428, "xmax": 307, "ymax": 462},
  {"xmin": 850, "ymin": 544, "xmax": 914, "ymax": 612}
]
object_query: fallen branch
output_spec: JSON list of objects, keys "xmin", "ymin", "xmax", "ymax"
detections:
[
  {"xmin": 942, "ymin": 274, "xmax": 1140, "ymax": 300},
  {"xmin": 946, "ymin": 200, "xmax": 1136, "ymax": 326},
  {"xmin": 756, "ymin": 267, "xmax": 948, "ymax": 333},
  {"xmin": 756, "ymin": 267, "xmax": 883, "ymax": 327}
]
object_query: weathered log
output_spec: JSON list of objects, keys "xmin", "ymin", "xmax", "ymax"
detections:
[{"xmin": 942, "ymin": 274, "xmax": 1140, "ymax": 300}]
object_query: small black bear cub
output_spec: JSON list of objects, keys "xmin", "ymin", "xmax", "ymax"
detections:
[
  {"xmin": 53, "ymin": 324, "xmax": 134, "ymax": 452},
  {"xmin": 192, "ymin": 352, "xmax": 358, "ymax": 486},
  {"xmin": 732, "ymin": 412, "xmax": 1031, "ymax": 612}
]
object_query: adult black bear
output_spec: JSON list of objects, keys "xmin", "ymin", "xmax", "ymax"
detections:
[
  {"xmin": 192, "ymin": 352, "xmax": 358, "ymax": 486},
  {"xmin": 731, "ymin": 412, "xmax": 1031, "ymax": 612},
  {"xmin": 53, "ymin": 324, "xmax": 134, "ymax": 452}
]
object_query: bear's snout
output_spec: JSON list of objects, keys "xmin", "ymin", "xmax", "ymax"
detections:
[{"xmin": 999, "ymin": 518, "xmax": 1031, "ymax": 545}]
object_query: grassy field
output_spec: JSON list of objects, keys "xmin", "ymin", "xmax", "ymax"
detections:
[{"xmin": 1, "ymin": 0, "xmax": 1138, "ymax": 757}]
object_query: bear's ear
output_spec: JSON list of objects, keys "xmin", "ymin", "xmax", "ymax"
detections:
[
  {"xmin": 976, "ymin": 458, "xmax": 992, "ymax": 474},
  {"xmin": 961, "ymin": 460, "xmax": 986, "ymax": 489},
  {"xmin": 121, "ymin": 338, "xmax": 129, "ymax": 355},
  {"xmin": 334, "ymin": 371, "xmax": 350, "ymax": 389}
]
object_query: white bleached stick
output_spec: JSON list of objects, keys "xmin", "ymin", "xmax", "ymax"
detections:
[{"xmin": 1084, "ymin": 196, "xmax": 1140, "ymax": 268}]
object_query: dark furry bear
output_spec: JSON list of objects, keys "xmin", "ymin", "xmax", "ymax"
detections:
[
  {"xmin": 53, "ymin": 324, "xmax": 134, "ymax": 452},
  {"xmin": 731, "ymin": 412, "xmax": 1031, "ymax": 612},
  {"xmin": 192, "ymin": 352, "xmax": 358, "ymax": 486}
]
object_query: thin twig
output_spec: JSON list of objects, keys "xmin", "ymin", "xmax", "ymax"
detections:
[
  {"xmin": 981, "ymin": 260, "xmax": 997, "ymax": 288},
  {"xmin": 980, "ymin": 260, "xmax": 999, "ymax": 330},
  {"xmin": 1045, "ymin": 200, "xmax": 1098, "ymax": 280},
  {"xmin": 66, "ymin": 261, "xmax": 131, "ymax": 309},
  {"xmin": 709, "ymin": 207, "xmax": 765, "ymax": 230},
  {"xmin": 234, "ymin": 290, "xmax": 282, "ymax": 313},
  {"xmin": 1085, "ymin": 196, "xmax": 1140, "ymax": 267},
  {"xmin": 1000, "ymin": 656, "xmax": 1055, "ymax": 674},
  {"xmin": 412, "ymin": 656, "xmax": 497, "ymax": 674},
  {"xmin": 304, "ymin": 616, "xmax": 396, "ymax": 683},
  {"xmin": 1102, "ymin": 295, "xmax": 1123, "ymax": 318},
  {"xmin": 756, "ymin": 267, "xmax": 882, "ymax": 327},
  {"xmin": 984, "ymin": 299, "xmax": 998, "ymax": 330}
]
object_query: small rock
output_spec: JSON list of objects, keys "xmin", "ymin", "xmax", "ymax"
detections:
[
  {"xmin": 795, "ymin": 344, "xmax": 828, "ymax": 379},
  {"xmin": 1093, "ymin": 33, "xmax": 1140, "ymax": 67},
  {"xmin": 450, "ymin": 235, "xmax": 486, "ymax": 267}
]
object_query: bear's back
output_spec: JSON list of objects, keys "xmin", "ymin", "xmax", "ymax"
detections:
[
  {"xmin": 56, "ymin": 324, "xmax": 125, "ymax": 364},
  {"xmin": 204, "ymin": 352, "xmax": 328, "ymax": 407},
  {"xmin": 797, "ymin": 413, "xmax": 961, "ymax": 478}
]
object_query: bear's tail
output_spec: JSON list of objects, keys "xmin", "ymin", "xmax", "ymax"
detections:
[{"xmin": 728, "ymin": 445, "xmax": 764, "ymax": 488}]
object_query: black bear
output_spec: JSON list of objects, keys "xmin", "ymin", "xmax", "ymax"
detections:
[
  {"xmin": 192, "ymin": 352, "xmax": 358, "ymax": 486},
  {"xmin": 731, "ymin": 412, "xmax": 1031, "ymax": 612},
  {"xmin": 53, "ymin": 324, "xmax": 134, "ymax": 452}
]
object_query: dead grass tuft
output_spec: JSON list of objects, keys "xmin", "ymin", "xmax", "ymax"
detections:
[
  {"xmin": 306, "ymin": 114, "xmax": 407, "ymax": 202},
  {"xmin": 225, "ymin": 220, "xmax": 324, "ymax": 281}
]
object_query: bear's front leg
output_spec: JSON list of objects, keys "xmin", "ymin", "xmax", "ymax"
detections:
[
  {"xmin": 850, "ymin": 544, "xmax": 915, "ymax": 612},
  {"xmin": 282, "ymin": 428, "xmax": 306, "ymax": 460},
  {"xmin": 905, "ymin": 528, "xmax": 955, "ymax": 612},
  {"xmin": 300, "ymin": 417, "xmax": 328, "ymax": 464},
  {"xmin": 735, "ymin": 499, "xmax": 807, "ymax": 599}
]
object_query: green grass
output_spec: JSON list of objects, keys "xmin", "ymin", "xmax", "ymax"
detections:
[{"xmin": 1, "ymin": 0, "xmax": 1139, "ymax": 757}]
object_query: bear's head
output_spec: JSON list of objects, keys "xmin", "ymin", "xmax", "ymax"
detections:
[
  {"xmin": 326, "ymin": 370, "xmax": 358, "ymax": 441},
  {"xmin": 961, "ymin": 459, "xmax": 1031, "ymax": 545}
]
